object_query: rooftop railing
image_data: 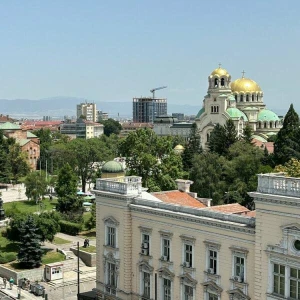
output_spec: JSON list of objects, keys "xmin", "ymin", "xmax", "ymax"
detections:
[
  {"xmin": 95, "ymin": 176, "xmax": 142, "ymax": 195},
  {"xmin": 257, "ymin": 173, "xmax": 300, "ymax": 197}
]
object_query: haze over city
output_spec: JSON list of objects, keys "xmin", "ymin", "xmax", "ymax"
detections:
[{"xmin": 0, "ymin": 0, "xmax": 299, "ymax": 114}]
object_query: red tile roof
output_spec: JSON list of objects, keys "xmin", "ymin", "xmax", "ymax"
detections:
[
  {"xmin": 206, "ymin": 203, "xmax": 250, "ymax": 215},
  {"xmin": 151, "ymin": 190, "xmax": 207, "ymax": 208}
]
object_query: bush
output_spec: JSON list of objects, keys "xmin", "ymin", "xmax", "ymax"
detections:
[
  {"xmin": 0, "ymin": 252, "xmax": 17, "ymax": 264},
  {"xmin": 59, "ymin": 220, "xmax": 82, "ymax": 236}
]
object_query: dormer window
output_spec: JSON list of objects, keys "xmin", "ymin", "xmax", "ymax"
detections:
[{"xmin": 221, "ymin": 78, "xmax": 225, "ymax": 86}]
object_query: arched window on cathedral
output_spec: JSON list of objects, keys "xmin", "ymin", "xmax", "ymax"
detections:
[
  {"xmin": 257, "ymin": 94, "xmax": 259, "ymax": 101},
  {"xmin": 216, "ymin": 106, "xmax": 219, "ymax": 113},
  {"xmin": 264, "ymin": 122, "xmax": 267, "ymax": 128},
  {"xmin": 258, "ymin": 122, "xmax": 261, "ymax": 129},
  {"xmin": 240, "ymin": 95, "xmax": 244, "ymax": 102},
  {"xmin": 214, "ymin": 78, "xmax": 218, "ymax": 87},
  {"xmin": 221, "ymin": 78, "xmax": 225, "ymax": 86},
  {"xmin": 235, "ymin": 94, "xmax": 237, "ymax": 101},
  {"xmin": 252, "ymin": 94, "xmax": 254, "ymax": 101},
  {"xmin": 275, "ymin": 121, "xmax": 277, "ymax": 128},
  {"xmin": 207, "ymin": 133, "xmax": 210, "ymax": 142},
  {"xmin": 270, "ymin": 122, "xmax": 273, "ymax": 128},
  {"xmin": 211, "ymin": 106, "xmax": 214, "ymax": 113},
  {"xmin": 246, "ymin": 94, "xmax": 249, "ymax": 102}
]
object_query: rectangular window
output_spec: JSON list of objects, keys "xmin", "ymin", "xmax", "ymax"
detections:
[
  {"xmin": 208, "ymin": 293, "xmax": 218, "ymax": 300},
  {"xmin": 106, "ymin": 263, "xmax": 117, "ymax": 295},
  {"xmin": 162, "ymin": 239, "xmax": 170, "ymax": 261},
  {"xmin": 163, "ymin": 278, "xmax": 171, "ymax": 300},
  {"xmin": 290, "ymin": 267, "xmax": 300, "ymax": 299},
  {"xmin": 184, "ymin": 244, "xmax": 193, "ymax": 267},
  {"xmin": 142, "ymin": 272, "xmax": 151, "ymax": 299},
  {"xmin": 209, "ymin": 250, "xmax": 217, "ymax": 274},
  {"xmin": 142, "ymin": 234, "xmax": 150, "ymax": 255},
  {"xmin": 107, "ymin": 226, "xmax": 116, "ymax": 247},
  {"xmin": 184, "ymin": 285, "xmax": 193, "ymax": 300},
  {"xmin": 273, "ymin": 263, "xmax": 285, "ymax": 296},
  {"xmin": 234, "ymin": 256, "xmax": 244, "ymax": 279}
]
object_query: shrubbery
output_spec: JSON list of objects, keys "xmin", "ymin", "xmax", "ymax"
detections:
[
  {"xmin": 59, "ymin": 220, "xmax": 82, "ymax": 236},
  {"xmin": 0, "ymin": 252, "xmax": 16, "ymax": 264}
]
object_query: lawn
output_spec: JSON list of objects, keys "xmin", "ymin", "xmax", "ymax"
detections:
[
  {"xmin": 3, "ymin": 198, "xmax": 58, "ymax": 215},
  {"xmin": 53, "ymin": 236, "xmax": 71, "ymax": 245},
  {"xmin": 0, "ymin": 228, "xmax": 18, "ymax": 260},
  {"xmin": 41, "ymin": 251, "xmax": 65, "ymax": 264},
  {"xmin": 79, "ymin": 245, "xmax": 96, "ymax": 253}
]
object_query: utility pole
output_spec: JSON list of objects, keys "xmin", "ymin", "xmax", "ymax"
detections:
[{"xmin": 77, "ymin": 241, "xmax": 80, "ymax": 300}]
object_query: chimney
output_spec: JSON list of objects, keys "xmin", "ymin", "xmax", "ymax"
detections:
[{"xmin": 175, "ymin": 179, "xmax": 193, "ymax": 193}]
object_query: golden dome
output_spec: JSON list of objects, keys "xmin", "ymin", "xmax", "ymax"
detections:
[
  {"xmin": 210, "ymin": 67, "xmax": 230, "ymax": 77},
  {"xmin": 174, "ymin": 144, "xmax": 184, "ymax": 154},
  {"xmin": 231, "ymin": 77, "xmax": 262, "ymax": 93}
]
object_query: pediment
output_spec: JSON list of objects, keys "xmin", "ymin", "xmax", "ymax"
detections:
[
  {"xmin": 139, "ymin": 260, "xmax": 154, "ymax": 273},
  {"xmin": 103, "ymin": 216, "xmax": 119, "ymax": 226},
  {"xmin": 157, "ymin": 267, "xmax": 175, "ymax": 279},
  {"xmin": 202, "ymin": 280, "xmax": 223, "ymax": 295},
  {"xmin": 179, "ymin": 273, "xmax": 197, "ymax": 287},
  {"xmin": 281, "ymin": 223, "xmax": 300, "ymax": 231},
  {"xmin": 227, "ymin": 288, "xmax": 250, "ymax": 300}
]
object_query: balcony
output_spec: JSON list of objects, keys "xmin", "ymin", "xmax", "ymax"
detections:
[
  {"xmin": 95, "ymin": 176, "xmax": 142, "ymax": 195},
  {"xmin": 257, "ymin": 173, "xmax": 300, "ymax": 197}
]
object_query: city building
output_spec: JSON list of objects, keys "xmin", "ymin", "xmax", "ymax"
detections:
[
  {"xmin": 172, "ymin": 113, "xmax": 185, "ymax": 121},
  {"xmin": 0, "ymin": 122, "xmax": 40, "ymax": 170},
  {"xmin": 196, "ymin": 66, "xmax": 282, "ymax": 149},
  {"xmin": 93, "ymin": 172, "xmax": 300, "ymax": 300},
  {"xmin": 153, "ymin": 115, "xmax": 193, "ymax": 141},
  {"xmin": 77, "ymin": 102, "xmax": 98, "ymax": 122},
  {"xmin": 98, "ymin": 111, "xmax": 109, "ymax": 122},
  {"xmin": 59, "ymin": 118, "xmax": 104, "ymax": 139},
  {"xmin": 133, "ymin": 97, "xmax": 167, "ymax": 123}
]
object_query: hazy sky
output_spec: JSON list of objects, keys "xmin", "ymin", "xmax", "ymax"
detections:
[{"xmin": 0, "ymin": 1, "xmax": 299, "ymax": 113}]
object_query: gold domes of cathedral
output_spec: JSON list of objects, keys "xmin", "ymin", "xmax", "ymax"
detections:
[
  {"xmin": 210, "ymin": 66, "xmax": 230, "ymax": 77},
  {"xmin": 231, "ymin": 77, "xmax": 262, "ymax": 93}
]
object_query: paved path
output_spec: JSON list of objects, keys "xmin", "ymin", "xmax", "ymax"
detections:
[{"xmin": 1, "ymin": 184, "xmax": 27, "ymax": 203}]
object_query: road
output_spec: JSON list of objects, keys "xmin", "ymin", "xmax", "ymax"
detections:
[{"xmin": 0, "ymin": 290, "xmax": 14, "ymax": 299}]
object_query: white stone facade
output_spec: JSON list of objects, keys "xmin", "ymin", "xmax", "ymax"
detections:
[{"xmin": 94, "ymin": 174, "xmax": 300, "ymax": 300}]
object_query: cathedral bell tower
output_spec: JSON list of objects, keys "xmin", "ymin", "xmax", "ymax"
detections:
[{"xmin": 208, "ymin": 64, "xmax": 232, "ymax": 93}]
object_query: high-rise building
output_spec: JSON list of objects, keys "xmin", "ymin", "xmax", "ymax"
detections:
[
  {"xmin": 76, "ymin": 102, "xmax": 98, "ymax": 122},
  {"xmin": 133, "ymin": 97, "xmax": 167, "ymax": 123}
]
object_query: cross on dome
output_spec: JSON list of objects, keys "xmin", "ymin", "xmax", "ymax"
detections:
[
  {"xmin": 218, "ymin": 63, "xmax": 222, "ymax": 68},
  {"xmin": 242, "ymin": 70, "xmax": 246, "ymax": 78}
]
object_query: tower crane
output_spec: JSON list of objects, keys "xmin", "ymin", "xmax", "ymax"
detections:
[{"xmin": 150, "ymin": 86, "xmax": 167, "ymax": 99}]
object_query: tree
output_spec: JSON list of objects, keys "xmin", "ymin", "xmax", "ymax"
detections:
[
  {"xmin": 100, "ymin": 118, "xmax": 122, "ymax": 136},
  {"xmin": 182, "ymin": 123, "xmax": 202, "ymax": 171},
  {"xmin": 274, "ymin": 104, "xmax": 300, "ymax": 165},
  {"xmin": 24, "ymin": 171, "xmax": 48, "ymax": 201},
  {"xmin": 208, "ymin": 119, "xmax": 238, "ymax": 156},
  {"xmin": 119, "ymin": 128, "xmax": 185, "ymax": 191},
  {"xmin": 85, "ymin": 203, "xmax": 96, "ymax": 230},
  {"xmin": 242, "ymin": 124, "xmax": 253, "ymax": 144},
  {"xmin": 275, "ymin": 158, "xmax": 300, "ymax": 177},
  {"xmin": 0, "ymin": 130, "xmax": 14, "ymax": 183},
  {"xmin": 17, "ymin": 215, "xmax": 43, "ymax": 268},
  {"xmin": 35, "ymin": 212, "xmax": 60, "ymax": 242},
  {"xmin": 8, "ymin": 144, "xmax": 30, "ymax": 183},
  {"xmin": 55, "ymin": 164, "xmax": 77, "ymax": 198}
]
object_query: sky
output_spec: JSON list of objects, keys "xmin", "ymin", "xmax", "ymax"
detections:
[{"xmin": 0, "ymin": 0, "xmax": 299, "ymax": 113}]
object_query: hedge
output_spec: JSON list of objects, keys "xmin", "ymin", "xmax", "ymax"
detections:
[
  {"xmin": 0, "ymin": 252, "xmax": 17, "ymax": 264},
  {"xmin": 58, "ymin": 220, "xmax": 82, "ymax": 236}
]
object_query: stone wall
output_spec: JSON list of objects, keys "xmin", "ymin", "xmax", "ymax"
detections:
[{"xmin": 70, "ymin": 247, "xmax": 96, "ymax": 267}]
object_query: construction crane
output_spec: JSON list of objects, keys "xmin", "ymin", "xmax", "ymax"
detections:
[{"xmin": 150, "ymin": 86, "xmax": 167, "ymax": 99}]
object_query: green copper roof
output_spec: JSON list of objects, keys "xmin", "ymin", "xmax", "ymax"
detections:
[
  {"xmin": 102, "ymin": 161, "xmax": 124, "ymax": 173},
  {"xmin": 27, "ymin": 132, "xmax": 37, "ymax": 138},
  {"xmin": 226, "ymin": 107, "xmax": 248, "ymax": 121},
  {"xmin": 257, "ymin": 109, "xmax": 280, "ymax": 122},
  {"xmin": 0, "ymin": 122, "xmax": 20, "ymax": 130},
  {"xmin": 16, "ymin": 139, "xmax": 30, "ymax": 146},
  {"xmin": 228, "ymin": 95, "xmax": 235, "ymax": 101},
  {"xmin": 196, "ymin": 107, "xmax": 205, "ymax": 119}
]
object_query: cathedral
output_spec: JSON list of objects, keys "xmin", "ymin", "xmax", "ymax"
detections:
[{"xmin": 195, "ymin": 66, "xmax": 282, "ymax": 149}]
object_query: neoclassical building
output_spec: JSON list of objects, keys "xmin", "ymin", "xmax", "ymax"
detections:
[
  {"xmin": 93, "ymin": 173, "xmax": 300, "ymax": 300},
  {"xmin": 196, "ymin": 66, "xmax": 282, "ymax": 149}
]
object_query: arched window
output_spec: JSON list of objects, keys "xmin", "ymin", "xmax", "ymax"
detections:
[
  {"xmin": 235, "ymin": 95, "xmax": 237, "ymax": 101},
  {"xmin": 211, "ymin": 106, "xmax": 214, "ymax": 113},
  {"xmin": 275, "ymin": 121, "xmax": 277, "ymax": 128},
  {"xmin": 252, "ymin": 94, "xmax": 254, "ymax": 101},
  {"xmin": 264, "ymin": 122, "xmax": 267, "ymax": 128},
  {"xmin": 256, "ymin": 94, "xmax": 259, "ymax": 101},
  {"xmin": 216, "ymin": 106, "xmax": 219, "ymax": 113},
  {"xmin": 270, "ymin": 122, "xmax": 273, "ymax": 128},
  {"xmin": 258, "ymin": 122, "xmax": 261, "ymax": 129},
  {"xmin": 214, "ymin": 78, "xmax": 218, "ymax": 87},
  {"xmin": 240, "ymin": 95, "xmax": 244, "ymax": 102},
  {"xmin": 221, "ymin": 78, "xmax": 225, "ymax": 86},
  {"xmin": 207, "ymin": 133, "xmax": 210, "ymax": 142},
  {"xmin": 246, "ymin": 95, "xmax": 249, "ymax": 102}
]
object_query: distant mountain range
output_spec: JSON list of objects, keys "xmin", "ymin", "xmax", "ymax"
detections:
[{"xmin": 0, "ymin": 97, "xmax": 288, "ymax": 120}]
